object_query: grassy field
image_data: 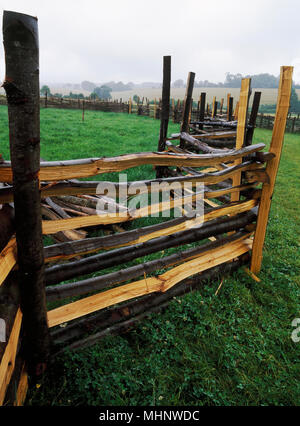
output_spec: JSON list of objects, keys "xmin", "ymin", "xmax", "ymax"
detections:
[{"xmin": 0, "ymin": 106, "xmax": 299, "ymax": 406}]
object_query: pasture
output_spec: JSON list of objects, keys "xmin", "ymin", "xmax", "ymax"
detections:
[{"xmin": 1, "ymin": 106, "xmax": 297, "ymax": 406}]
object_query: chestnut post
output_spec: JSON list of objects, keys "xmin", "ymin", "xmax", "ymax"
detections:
[
  {"xmin": 198, "ymin": 92, "xmax": 206, "ymax": 129},
  {"xmin": 3, "ymin": 11, "xmax": 50, "ymax": 377},
  {"xmin": 245, "ymin": 91, "xmax": 261, "ymax": 146},
  {"xmin": 180, "ymin": 72, "xmax": 195, "ymax": 148},
  {"xmin": 251, "ymin": 67, "xmax": 293, "ymax": 274},
  {"xmin": 156, "ymin": 56, "xmax": 171, "ymax": 178}
]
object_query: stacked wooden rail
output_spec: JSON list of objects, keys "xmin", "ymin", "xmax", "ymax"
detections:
[{"xmin": 0, "ymin": 11, "xmax": 293, "ymax": 406}]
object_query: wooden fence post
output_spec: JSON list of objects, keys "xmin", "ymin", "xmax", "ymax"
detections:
[
  {"xmin": 198, "ymin": 92, "xmax": 206, "ymax": 129},
  {"xmin": 3, "ymin": 10, "xmax": 50, "ymax": 376},
  {"xmin": 231, "ymin": 78, "xmax": 251, "ymax": 203},
  {"xmin": 45, "ymin": 91, "xmax": 47, "ymax": 108},
  {"xmin": 211, "ymin": 96, "xmax": 216, "ymax": 118},
  {"xmin": 219, "ymin": 98, "xmax": 224, "ymax": 115},
  {"xmin": 227, "ymin": 93, "xmax": 231, "ymax": 121},
  {"xmin": 234, "ymin": 100, "xmax": 240, "ymax": 120},
  {"xmin": 245, "ymin": 91, "xmax": 261, "ymax": 146},
  {"xmin": 180, "ymin": 72, "xmax": 195, "ymax": 147},
  {"xmin": 292, "ymin": 116, "xmax": 296, "ymax": 133},
  {"xmin": 250, "ymin": 66, "xmax": 293, "ymax": 274},
  {"xmin": 156, "ymin": 56, "xmax": 171, "ymax": 178},
  {"xmin": 128, "ymin": 97, "xmax": 132, "ymax": 114},
  {"xmin": 227, "ymin": 97, "xmax": 233, "ymax": 121}
]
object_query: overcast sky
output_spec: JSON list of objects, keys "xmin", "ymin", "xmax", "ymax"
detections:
[{"xmin": 0, "ymin": 0, "xmax": 299, "ymax": 85}]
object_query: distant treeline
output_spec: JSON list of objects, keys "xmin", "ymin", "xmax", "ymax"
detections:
[
  {"xmin": 82, "ymin": 73, "xmax": 300, "ymax": 91},
  {"xmin": 42, "ymin": 72, "xmax": 300, "ymax": 94}
]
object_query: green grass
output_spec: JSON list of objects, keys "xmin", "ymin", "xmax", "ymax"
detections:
[{"xmin": 0, "ymin": 106, "xmax": 299, "ymax": 406}]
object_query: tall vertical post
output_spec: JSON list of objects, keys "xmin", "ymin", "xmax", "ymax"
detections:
[
  {"xmin": 245, "ymin": 91, "xmax": 261, "ymax": 146},
  {"xmin": 251, "ymin": 67, "xmax": 293, "ymax": 274},
  {"xmin": 82, "ymin": 99, "xmax": 85, "ymax": 121},
  {"xmin": 3, "ymin": 11, "xmax": 50, "ymax": 377},
  {"xmin": 219, "ymin": 98, "xmax": 224, "ymax": 115},
  {"xmin": 180, "ymin": 72, "xmax": 195, "ymax": 148},
  {"xmin": 156, "ymin": 56, "xmax": 171, "ymax": 178},
  {"xmin": 211, "ymin": 96, "xmax": 216, "ymax": 118},
  {"xmin": 227, "ymin": 93, "xmax": 231, "ymax": 121},
  {"xmin": 128, "ymin": 97, "xmax": 132, "ymax": 114},
  {"xmin": 234, "ymin": 101, "xmax": 240, "ymax": 121},
  {"xmin": 231, "ymin": 78, "xmax": 251, "ymax": 203},
  {"xmin": 198, "ymin": 92, "xmax": 206, "ymax": 129},
  {"xmin": 227, "ymin": 97, "xmax": 233, "ymax": 121}
]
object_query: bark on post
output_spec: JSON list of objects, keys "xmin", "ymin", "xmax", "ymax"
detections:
[
  {"xmin": 156, "ymin": 56, "xmax": 171, "ymax": 178},
  {"xmin": 245, "ymin": 91, "xmax": 261, "ymax": 146},
  {"xmin": 180, "ymin": 72, "xmax": 195, "ymax": 148},
  {"xmin": 3, "ymin": 11, "xmax": 50, "ymax": 377},
  {"xmin": 198, "ymin": 92, "xmax": 206, "ymax": 129}
]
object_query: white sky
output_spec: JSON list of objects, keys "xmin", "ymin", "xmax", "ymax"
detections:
[{"xmin": 0, "ymin": 0, "xmax": 299, "ymax": 84}]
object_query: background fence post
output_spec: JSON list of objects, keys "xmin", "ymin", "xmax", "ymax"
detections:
[
  {"xmin": 180, "ymin": 72, "xmax": 195, "ymax": 147},
  {"xmin": 156, "ymin": 56, "xmax": 171, "ymax": 178},
  {"xmin": 226, "ymin": 93, "xmax": 231, "ymax": 121},
  {"xmin": 231, "ymin": 78, "xmax": 251, "ymax": 202},
  {"xmin": 3, "ymin": 10, "xmax": 50, "ymax": 377},
  {"xmin": 245, "ymin": 91, "xmax": 261, "ymax": 146},
  {"xmin": 198, "ymin": 92, "xmax": 206, "ymax": 129}
]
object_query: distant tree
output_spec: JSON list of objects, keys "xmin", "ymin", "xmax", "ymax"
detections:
[
  {"xmin": 172, "ymin": 79, "xmax": 185, "ymax": 88},
  {"xmin": 133, "ymin": 94, "xmax": 139, "ymax": 103},
  {"xmin": 90, "ymin": 92, "xmax": 99, "ymax": 100},
  {"xmin": 104, "ymin": 81, "xmax": 134, "ymax": 91},
  {"xmin": 40, "ymin": 85, "xmax": 51, "ymax": 96},
  {"xmin": 64, "ymin": 92, "xmax": 85, "ymax": 99},
  {"xmin": 93, "ymin": 85, "xmax": 112, "ymax": 100}
]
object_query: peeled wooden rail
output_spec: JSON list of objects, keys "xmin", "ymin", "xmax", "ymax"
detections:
[
  {"xmin": 42, "ymin": 197, "xmax": 258, "ymax": 235},
  {"xmin": 43, "ymin": 201, "xmax": 257, "ymax": 263},
  {"xmin": 47, "ymin": 234, "xmax": 253, "ymax": 328},
  {"xmin": 45, "ymin": 210, "xmax": 257, "ymax": 287},
  {"xmin": 0, "ymin": 238, "xmax": 17, "ymax": 287},
  {"xmin": 0, "ymin": 157, "xmax": 268, "ymax": 204},
  {"xmin": 46, "ymin": 232, "xmax": 251, "ymax": 301},
  {"xmin": 51, "ymin": 256, "xmax": 247, "ymax": 353},
  {"xmin": 0, "ymin": 144, "xmax": 266, "ymax": 183}
]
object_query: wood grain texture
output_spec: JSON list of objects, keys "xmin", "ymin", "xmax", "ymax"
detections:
[
  {"xmin": 0, "ymin": 308, "xmax": 22, "ymax": 405},
  {"xmin": 0, "ymin": 238, "xmax": 17, "ymax": 287},
  {"xmin": 47, "ymin": 236, "xmax": 253, "ymax": 328},
  {"xmin": 231, "ymin": 78, "xmax": 251, "ymax": 202},
  {"xmin": 42, "ymin": 198, "xmax": 258, "ymax": 235},
  {"xmin": 0, "ymin": 146, "xmax": 266, "ymax": 184},
  {"xmin": 251, "ymin": 66, "xmax": 293, "ymax": 274},
  {"xmin": 3, "ymin": 10, "xmax": 50, "ymax": 374}
]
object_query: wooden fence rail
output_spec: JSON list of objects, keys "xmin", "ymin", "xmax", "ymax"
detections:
[{"xmin": 0, "ymin": 11, "xmax": 293, "ymax": 407}]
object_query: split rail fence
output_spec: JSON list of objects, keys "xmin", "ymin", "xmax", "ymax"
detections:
[{"xmin": 0, "ymin": 11, "xmax": 293, "ymax": 406}]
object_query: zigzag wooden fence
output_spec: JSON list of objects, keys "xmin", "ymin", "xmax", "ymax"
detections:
[{"xmin": 0, "ymin": 11, "xmax": 293, "ymax": 405}]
